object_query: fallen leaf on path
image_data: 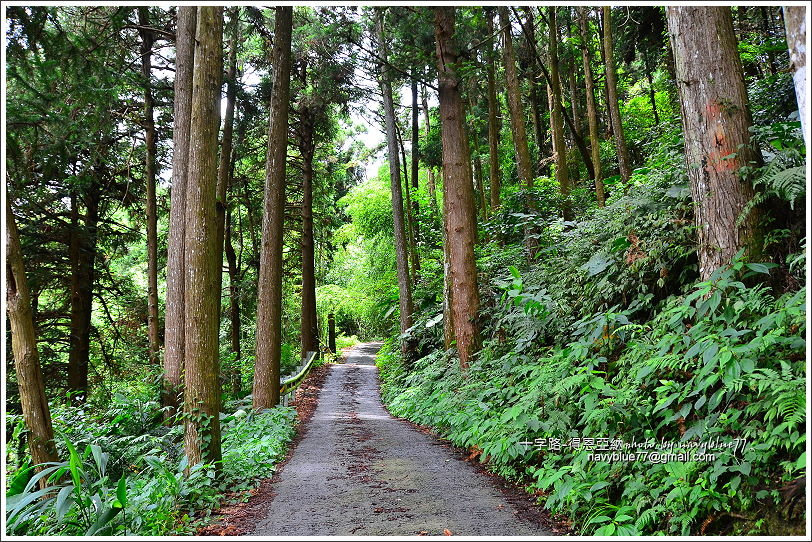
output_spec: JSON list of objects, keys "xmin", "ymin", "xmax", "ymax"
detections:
[{"xmin": 443, "ymin": 528, "xmax": 453, "ymax": 536}]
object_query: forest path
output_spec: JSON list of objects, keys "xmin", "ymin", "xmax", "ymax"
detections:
[{"xmin": 249, "ymin": 342, "xmax": 552, "ymax": 536}]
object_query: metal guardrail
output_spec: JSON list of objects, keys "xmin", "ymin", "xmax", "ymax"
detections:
[{"xmin": 279, "ymin": 351, "xmax": 317, "ymax": 406}]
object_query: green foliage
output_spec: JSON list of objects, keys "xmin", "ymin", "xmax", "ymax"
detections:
[
  {"xmin": 488, "ymin": 162, "xmax": 696, "ymax": 349},
  {"xmin": 6, "ymin": 440, "xmax": 127, "ymax": 536},
  {"xmin": 745, "ymin": 120, "xmax": 806, "ymax": 212},
  {"xmin": 322, "ymin": 169, "xmax": 409, "ymax": 339},
  {"xmin": 220, "ymin": 406, "xmax": 296, "ymax": 492},
  {"xmin": 6, "ymin": 405, "xmax": 296, "ymax": 535},
  {"xmin": 381, "ymin": 255, "xmax": 805, "ymax": 533},
  {"xmin": 747, "ymin": 73, "xmax": 797, "ymax": 126}
]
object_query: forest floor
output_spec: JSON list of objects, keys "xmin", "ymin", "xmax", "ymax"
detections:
[{"xmin": 201, "ymin": 342, "xmax": 561, "ymax": 536}]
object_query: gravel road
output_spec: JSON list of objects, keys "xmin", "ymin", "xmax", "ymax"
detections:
[{"xmin": 250, "ymin": 342, "xmax": 552, "ymax": 536}]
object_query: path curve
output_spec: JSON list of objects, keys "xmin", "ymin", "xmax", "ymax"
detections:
[{"xmin": 250, "ymin": 342, "xmax": 551, "ymax": 536}]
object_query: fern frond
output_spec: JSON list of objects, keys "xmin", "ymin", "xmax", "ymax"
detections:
[{"xmin": 636, "ymin": 504, "xmax": 665, "ymax": 531}]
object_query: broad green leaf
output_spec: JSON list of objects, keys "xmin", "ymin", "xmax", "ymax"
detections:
[
  {"xmin": 595, "ymin": 523, "xmax": 616, "ymax": 536},
  {"xmin": 56, "ymin": 485, "xmax": 75, "ymax": 521},
  {"xmin": 590, "ymin": 480, "xmax": 610, "ymax": 492},
  {"xmin": 85, "ymin": 506, "xmax": 122, "ymax": 536},
  {"xmin": 90, "ymin": 444, "xmax": 107, "ymax": 478},
  {"xmin": 6, "ymin": 486, "xmax": 59, "ymax": 518},
  {"xmin": 745, "ymin": 262, "xmax": 774, "ymax": 274},
  {"xmin": 115, "ymin": 474, "xmax": 127, "ymax": 508},
  {"xmin": 22, "ymin": 464, "xmax": 64, "ymax": 495},
  {"xmin": 7, "ymin": 463, "xmax": 34, "ymax": 497},
  {"xmin": 582, "ymin": 252, "xmax": 612, "ymax": 276},
  {"xmin": 65, "ymin": 440, "xmax": 82, "ymax": 491},
  {"xmin": 702, "ymin": 343, "xmax": 719, "ymax": 366}
]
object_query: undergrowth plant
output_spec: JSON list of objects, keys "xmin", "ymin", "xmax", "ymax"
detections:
[
  {"xmin": 5, "ymin": 404, "xmax": 296, "ymax": 536},
  {"xmin": 378, "ymin": 254, "xmax": 806, "ymax": 535}
]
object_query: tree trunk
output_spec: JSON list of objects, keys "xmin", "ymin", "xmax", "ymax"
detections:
[
  {"xmin": 300, "ymin": 108, "xmax": 319, "ymax": 357},
  {"xmin": 224, "ymin": 210, "xmax": 241, "ymax": 396},
  {"xmin": 68, "ymin": 182, "xmax": 98, "ymax": 401},
  {"xmin": 216, "ymin": 7, "xmax": 238, "ymax": 307},
  {"xmin": 644, "ymin": 51, "xmax": 661, "ymax": 126},
  {"xmin": 499, "ymin": 7, "xmax": 534, "ymax": 191},
  {"xmin": 663, "ymin": 34, "xmax": 681, "ymax": 115},
  {"xmin": 183, "ymin": 6, "xmax": 223, "ymax": 468},
  {"xmin": 422, "ymin": 85, "xmax": 441, "ymax": 221},
  {"xmin": 783, "ymin": 6, "xmax": 807, "ymax": 144},
  {"xmin": 218, "ymin": 9, "xmax": 240, "ymax": 395},
  {"xmin": 548, "ymin": 8, "xmax": 572, "ymax": 221},
  {"xmin": 164, "ymin": 6, "xmax": 196, "ymax": 419},
  {"xmin": 667, "ymin": 6, "xmax": 763, "ymax": 281},
  {"xmin": 521, "ymin": 8, "xmax": 548, "ymax": 178},
  {"xmin": 567, "ymin": 59, "xmax": 582, "ymax": 186},
  {"xmin": 760, "ymin": 7, "xmax": 778, "ymax": 75},
  {"xmin": 579, "ymin": 8, "xmax": 605, "ymax": 207},
  {"xmin": 411, "ymin": 77, "xmax": 421, "ymax": 249},
  {"xmin": 327, "ymin": 313, "xmax": 336, "ymax": 353},
  {"xmin": 253, "ymin": 7, "xmax": 293, "ymax": 410},
  {"xmin": 468, "ymin": 91, "xmax": 487, "ymax": 222},
  {"xmin": 376, "ymin": 11, "xmax": 414, "ymax": 341},
  {"xmin": 472, "ymin": 139, "xmax": 487, "ymax": 222},
  {"xmin": 442, "ymin": 200, "xmax": 454, "ymax": 351},
  {"xmin": 397, "ymin": 120, "xmax": 419, "ymax": 280},
  {"xmin": 6, "ymin": 200, "xmax": 59, "ymax": 479},
  {"xmin": 603, "ymin": 6, "xmax": 632, "ymax": 183},
  {"xmin": 138, "ymin": 8, "xmax": 160, "ymax": 369},
  {"xmin": 486, "ymin": 9, "xmax": 501, "ymax": 212},
  {"xmin": 515, "ymin": 8, "xmax": 595, "ymax": 181},
  {"xmin": 434, "ymin": 7, "xmax": 481, "ymax": 369}
]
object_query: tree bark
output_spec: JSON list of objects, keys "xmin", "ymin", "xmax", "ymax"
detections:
[
  {"xmin": 567, "ymin": 58, "xmax": 582, "ymax": 185},
  {"xmin": 376, "ymin": 11, "xmax": 414, "ymax": 341},
  {"xmin": 603, "ymin": 6, "xmax": 632, "ymax": 183},
  {"xmin": 485, "ymin": 8, "xmax": 501, "ymax": 211},
  {"xmin": 224, "ymin": 210, "xmax": 241, "ymax": 396},
  {"xmin": 422, "ymin": 85, "xmax": 441, "ymax": 221},
  {"xmin": 468, "ymin": 90, "xmax": 487, "ymax": 222},
  {"xmin": 299, "ymin": 107, "xmax": 319, "ymax": 357},
  {"xmin": 216, "ymin": 7, "xmax": 238, "ymax": 299},
  {"xmin": 67, "ymin": 182, "xmax": 98, "ymax": 401},
  {"xmin": 644, "ymin": 51, "xmax": 661, "ymax": 126},
  {"xmin": 183, "ymin": 6, "xmax": 223, "ymax": 467},
  {"xmin": 667, "ymin": 6, "xmax": 763, "ymax": 281},
  {"xmin": 513, "ymin": 8, "xmax": 594, "ymax": 181},
  {"xmin": 6, "ymin": 200, "xmax": 59, "ymax": 480},
  {"xmin": 760, "ymin": 7, "xmax": 778, "ymax": 75},
  {"xmin": 521, "ymin": 8, "xmax": 548, "ymax": 178},
  {"xmin": 217, "ymin": 9, "xmax": 240, "ymax": 395},
  {"xmin": 164, "ymin": 6, "xmax": 196, "ymax": 419},
  {"xmin": 434, "ymin": 7, "xmax": 481, "ymax": 369},
  {"xmin": 783, "ymin": 6, "xmax": 808, "ymax": 144},
  {"xmin": 548, "ymin": 8, "xmax": 572, "ymax": 221},
  {"xmin": 579, "ymin": 8, "xmax": 605, "ymax": 206},
  {"xmin": 396, "ymin": 120, "xmax": 419, "ymax": 281},
  {"xmin": 138, "ymin": 8, "xmax": 161, "ymax": 369},
  {"xmin": 327, "ymin": 313, "xmax": 336, "ymax": 353},
  {"xmin": 472, "ymin": 136, "xmax": 487, "ymax": 222},
  {"xmin": 411, "ymin": 77, "xmax": 421, "ymax": 249},
  {"xmin": 499, "ymin": 7, "xmax": 534, "ymax": 191},
  {"xmin": 253, "ymin": 7, "xmax": 292, "ymax": 410}
]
